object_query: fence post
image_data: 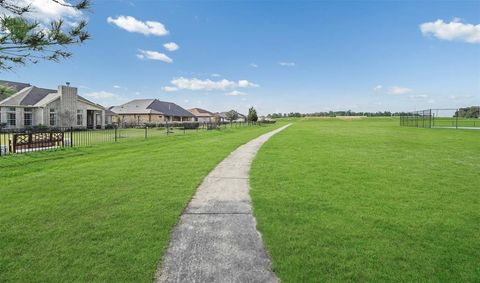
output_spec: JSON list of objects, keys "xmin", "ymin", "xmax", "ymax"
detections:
[
  {"xmin": 114, "ymin": 126, "xmax": 118, "ymax": 142},
  {"xmin": 145, "ymin": 126, "xmax": 148, "ymax": 139},
  {"xmin": 429, "ymin": 109, "xmax": 432, "ymax": 128},
  {"xmin": 456, "ymin": 110, "xmax": 459, "ymax": 129},
  {"xmin": 70, "ymin": 127, "xmax": 73, "ymax": 147}
]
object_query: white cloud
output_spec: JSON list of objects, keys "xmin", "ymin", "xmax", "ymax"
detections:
[
  {"xmin": 22, "ymin": 0, "xmax": 82, "ymax": 22},
  {"xmin": 164, "ymin": 42, "xmax": 179, "ymax": 51},
  {"xmin": 420, "ymin": 18, "xmax": 480, "ymax": 44},
  {"xmin": 162, "ymin": 86, "xmax": 178, "ymax": 92},
  {"xmin": 113, "ymin": 85, "xmax": 121, "ymax": 89},
  {"xmin": 137, "ymin": 49, "xmax": 173, "ymax": 63},
  {"xmin": 227, "ymin": 90, "xmax": 248, "ymax": 96},
  {"xmin": 3, "ymin": 0, "xmax": 83, "ymax": 26},
  {"xmin": 85, "ymin": 91, "xmax": 117, "ymax": 99},
  {"xmin": 278, "ymin": 62, "xmax": 295, "ymax": 67},
  {"xmin": 449, "ymin": 94, "xmax": 474, "ymax": 100},
  {"xmin": 387, "ymin": 86, "xmax": 413, "ymax": 95},
  {"xmin": 250, "ymin": 63, "xmax": 259, "ymax": 68},
  {"xmin": 164, "ymin": 77, "xmax": 259, "ymax": 91},
  {"xmin": 211, "ymin": 73, "xmax": 221, "ymax": 77},
  {"xmin": 107, "ymin": 15, "xmax": 169, "ymax": 36},
  {"xmin": 409, "ymin": 94, "xmax": 429, "ymax": 99},
  {"xmin": 82, "ymin": 90, "xmax": 128, "ymax": 106},
  {"xmin": 238, "ymin": 80, "xmax": 258, "ymax": 88},
  {"xmin": 373, "ymin": 85, "xmax": 383, "ymax": 91}
]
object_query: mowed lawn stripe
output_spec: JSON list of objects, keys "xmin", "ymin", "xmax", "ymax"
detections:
[
  {"xmin": 0, "ymin": 124, "xmax": 282, "ymax": 282},
  {"xmin": 250, "ymin": 118, "xmax": 480, "ymax": 282}
]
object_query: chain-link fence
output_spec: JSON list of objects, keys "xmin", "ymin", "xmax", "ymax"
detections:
[{"xmin": 400, "ymin": 107, "xmax": 480, "ymax": 129}]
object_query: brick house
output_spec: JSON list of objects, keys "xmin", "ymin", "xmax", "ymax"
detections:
[{"xmin": 110, "ymin": 99, "xmax": 194, "ymax": 125}]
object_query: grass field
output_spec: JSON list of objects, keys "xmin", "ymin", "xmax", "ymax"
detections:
[
  {"xmin": 250, "ymin": 118, "xmax": 480, "ymax": 282},
  {"xmin": 0, "ymin": 123, "xmax": 281, "ymax": 282},
  {"xmin": 403, "ymin": 117, "xmax": 480, "ymax": 128},
  {"xmin": 432, "ymin": 117, "xmax": 479, "ymax": 128}
]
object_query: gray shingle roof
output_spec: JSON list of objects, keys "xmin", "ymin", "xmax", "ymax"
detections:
[
  {"xmin": 0, "ymin": 80, "xmax": 104, "ymax": 109},
  {"xmin": 111, "ymin": 99, "xmax": 194, "ymax": 117},
  {"xmin": 110, "ymin": 99, "xmax": 157, "ymax": 114},
  {"xmin": 0, "ymin": 85, "xmax": 56, "ymax": 106},
  {"xmin": 149, "ymin": 99, "xmax": 194, "ymax": 117},
  {"xmin": 20, "ymin": 87, "xmax": 56, "ymax": 105},
  {"xmin": 105, "ymin": 109, "xmax": 116, "ymax": 116}
]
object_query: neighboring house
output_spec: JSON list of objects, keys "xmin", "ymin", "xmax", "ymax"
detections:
[
  {"xmin": 188, "ymin": 108, "xmax": 215, "ymax": 122},
  {"xmin": 215, "ymin": 111, "xmax": 247, "ymax": 122},
  {"xmin": 105, "ymin": 108, "xmax": 117, "ymax": 125},
  {"xmin": 0, "ymin": 80, "xmax": 106, "ymax": 129},
  {"xmin": 110, "ymin": 99, "xmax": 194, "ymax": 125}
]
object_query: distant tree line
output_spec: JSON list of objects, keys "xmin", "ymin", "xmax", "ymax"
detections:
[
  {"xmin": 266, "ymin": 110, "xmax": 411, "ymax": 118},
  {"xmin": 454, "ymin": 106, "xmax": 479, "ymax": 118}
]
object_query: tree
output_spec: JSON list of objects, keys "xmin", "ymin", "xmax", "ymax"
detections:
[
  {"xmin": 0, "ymin": 83, "xmax": 15, "ymax": 100},
  {"xmin": 58, "ymin": 109, "xmax": 76, "ymax": 127},
  {"xmin": 225, "ymin": 110, "xmax": 239, "ymax": 123},
  {"xmin": 247, "ymin": 107, "xmax": 258, "ymax": 122},
  {"xmin": 454, "ymin": 106, "xmax": 480, "ymax": 118},
  {"xmin": 0, "ymin": 0, "xmax": 90, "ymax": 71}
]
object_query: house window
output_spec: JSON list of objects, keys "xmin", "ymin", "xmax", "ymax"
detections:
[
  {"xmin": 24, "ymin": 108, "xmax": 33, "ymax": 127},
  {"xmin": 77, "ymin": 110, "xmax": 83, "ymax": 126},
  {"xmin": 49, "ymin": 109, "xmax": 56, "ymax": 126},
  {"xmin": 7, "ymin": 107, "xmax": 16, "ymax": 127}
]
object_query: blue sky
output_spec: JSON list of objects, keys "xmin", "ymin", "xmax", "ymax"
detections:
[{"xmin": 2, "ymin": 0, "xmax": 480, "ymax": 114}]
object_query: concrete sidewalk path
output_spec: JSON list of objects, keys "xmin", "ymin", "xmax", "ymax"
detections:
[{"xmin": 155, "ymin": 124, "xmax": 291, "ymax": 283}]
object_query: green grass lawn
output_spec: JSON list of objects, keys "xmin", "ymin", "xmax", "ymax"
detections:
[
  {"xmin": 432, "ymin": 117, "xmax": 480, "ymax": 128},
  {"xmin": 250, "ymin": 118, "xmax": 480, "ymax": 282},
  {"xmin": 0, "ymin": 123, "xmax": 281, "ymax": 282}
]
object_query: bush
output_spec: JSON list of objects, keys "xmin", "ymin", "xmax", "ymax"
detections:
[
  {"xmin": 32, "ymin": 124, "xmax": 49, "ymax": 131},
  {"xmin": 182, "ymin": 122, "xmax": 200, "ymax": 130}
]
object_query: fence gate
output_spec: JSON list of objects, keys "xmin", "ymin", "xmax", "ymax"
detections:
[{"xmin": 11, "ymin": 131, "xmax": 65, "ymax": 153}]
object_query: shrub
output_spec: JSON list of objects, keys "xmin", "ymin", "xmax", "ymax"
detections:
[
  {"xmin": 32, "ymin": 124, "xmax": 49, "ymax": 131},
  {"xmin": 182, "ymin": 122, "xmax": 200, "ymax": 130}
]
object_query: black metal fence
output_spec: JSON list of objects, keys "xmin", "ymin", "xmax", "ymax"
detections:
[
  {"xmin": 400, "ymin": 107, "xmax": 480, "ymax": 129},
  {"xmin": 0, "ymin": 120, "xmax": 274, "ymax": 156}
]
